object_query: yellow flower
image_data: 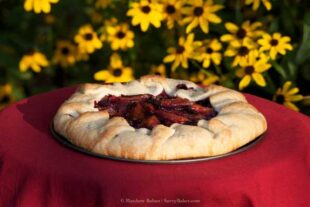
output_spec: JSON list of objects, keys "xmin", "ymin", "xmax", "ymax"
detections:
[
  {"xmin": 258, "ymin": 33, "xmax": 293, "ymax": 60},
  {"xmin": 127, "ymin": 0, "xmax": 164, "ymax": 32},
  {"xmin": 198, "ymin": 39, "xmax": 222, "ymax": 68},
  {"xmin": 19, "ymin": 51, "xmax": 49, "ymax": 73},
  {"xmin": 107, "ymin": 23, "xmax": 134, "ymax": 51},
  {"xmin": 224, "ymin": 39, "xmax": 258, "ymax": 67},
  {"xmin": 95, "ymin": 0, "xmax": 111, "ymax": 9},
  {"xmin": 163, "ymin": 33, "xmax": 202, "ymax": 71},
  {"xmin": 0, "ymin": 84, "xmax": 14, "ymax": 110},
  {"xmin": 53, "ymin": 40, "xmax": 76, "ymax": 68},
  {"xmin": 190, "ymin": 70, "xmax": 219, "ymax": 85},
  {"xmin": 150, "ymin": 64, "xmax": 166, "ymax": 76},
  {"xmin": 99, "ymin": 18, "xmax": 119, "ymax": 42},
  {"xmin": 236, "ymin": 54, "xmax": 271, "ymax": 90},
  {"xmin": 273, "ymin": 81, "xmax": 303, "ymax": 111},
  {"xmin": 24, "ymin": 0, "xmax": 59, "ymax": 14},
  {"xmin": 220, "ymin": 21, "xmax": 264, "ymax": 47},
  {"xmin": 181, "ymin": 0, "xmax": 223, "ymax": 33},
  {"xmin": 161, "ymin": 0, "xmax": 184, "ymax": 29},
  {"xmin": 94, "ymin": 53, "xmax": 134, "ymax": 83},
  {"xmin": 245, "ymin": 0, "xmax": 272, "ymax": 11},
  {"xmin": 74, "ymin": 24, "xmax": 102, "ymax": 54}
]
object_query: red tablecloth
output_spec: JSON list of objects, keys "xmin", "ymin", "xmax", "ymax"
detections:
[{"xmin": 0, "ymin": 86, "xmax": 309, "ymax": 207}]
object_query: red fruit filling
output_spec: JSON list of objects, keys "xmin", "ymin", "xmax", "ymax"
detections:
[{"xmin": 94, "ymin": 88, "xmax": 217, "ymax": 129}]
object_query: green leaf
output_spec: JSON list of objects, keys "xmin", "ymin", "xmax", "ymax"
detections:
[
  {"xmin": 296, "ymin": 13, "xmax": 310, "ymax": 65},
  {"xmin": 271, "ymin": 60, "xmax": 287, "ymax": 79}
]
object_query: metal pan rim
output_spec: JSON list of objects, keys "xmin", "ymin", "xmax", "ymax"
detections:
[{"xmin": 50, "ymin": 122, "xmax": 265, "ymax": 164}]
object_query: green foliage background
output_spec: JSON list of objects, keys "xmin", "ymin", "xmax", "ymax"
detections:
[{"xmin": 0, "ymin": 0, "xmax": 309, "ymax": 114}]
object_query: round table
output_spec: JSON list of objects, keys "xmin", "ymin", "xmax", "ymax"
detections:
[{"xmin": 0, "ymin": 86, "xmax": 309, "ymax": 207}]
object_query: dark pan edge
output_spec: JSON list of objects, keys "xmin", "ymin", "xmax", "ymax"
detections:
[{"xmin": 50, "ymin": 122, "xmax": 265, "ymax": 164}]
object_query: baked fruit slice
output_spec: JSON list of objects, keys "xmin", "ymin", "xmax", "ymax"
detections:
[{"xmin": 53, "ymin": 76, "xmax": 267, "ymax": 160}]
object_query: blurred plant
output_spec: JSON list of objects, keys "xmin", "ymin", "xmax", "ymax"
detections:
[
  {"xmin": 24, "ymin": 0, "xmax": 59, "ymax": 14},
  {"xmin": 127, "ymin": 0, "xmax": 164, "ymax": 32},
  {"xmin": 181, "ymin": 0, "xmax": 223, "ymax": 33},
  {"xmin": 163, "ymin": 33, "xmax": 202, "ymax": 71},
  {"xmin": 19, "ymin": 51, "xmax": 49, "ymax": 73},
  {"xmin": 74, "ymin": 24, "xmax": 103, "ymax": 54},
  {"xmin": 0, "ymin": 0, "xmax": 309, "ymax": 114},
  {"xmin": 0, "ymin": 84, "xmax": 14, "ymax": 110},
  {"xmin": 150, "ymin": 64, "xmax": 166, "ymax": 76},
  {"xmin": 94, "ymin": 53, "xmax": 134, "ymax": 83},
  {"xmin": 273, "ymin": 81, "xmax": 303, "ymax": 111}
]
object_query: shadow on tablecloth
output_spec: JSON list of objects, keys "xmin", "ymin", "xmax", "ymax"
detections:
[{"xmin": 16, "ymin": 87, "xmax": 76, "ymax": 137}]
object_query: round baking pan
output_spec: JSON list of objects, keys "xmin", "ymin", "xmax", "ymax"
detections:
[{"xmin": 50, "ymin": 122, "xmax": 265, "ymax": 164}]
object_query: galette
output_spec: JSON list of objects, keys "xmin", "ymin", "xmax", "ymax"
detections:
[{"xmin": 53, "ymin": 75, "xmax": 267, "ymax": 160}]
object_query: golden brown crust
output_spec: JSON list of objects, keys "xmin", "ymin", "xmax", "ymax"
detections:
[{"xmin": 53, "ymin": 75, "xmax": 267, "ymax": 160}]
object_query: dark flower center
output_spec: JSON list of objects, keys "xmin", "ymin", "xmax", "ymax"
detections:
[
  {"xmin": 154, "ymin": 72, "xmax": 161, "ymax": 75},
  {"xmin": 236, "ymin": 29, "xmax": 246, "ymax": 39},
  {"xmin": 141, "ymin": 6, "xmax": 151, "ymax": 13},
  {"xmin": 194, "ymin": 7, "xmax": 203, "ymax": 16},
  {"xmin": 116, "ymin": 31, "xmax": 126, "ymax": 39},
  {"xmin": 270, "ymin": 39, "xmax": 278, "ymax": 46},
  {"xmin": 245, "ymin": 66, "xmax": 254, "ymax": 74},
  {"xmin": 84, "ymin": 33, "xmax": 93, "ymax": 40},
  {"xmin": 61, "ymin": 47, "xmax": 70, "ymax": 55},
  {"xmin": 1, "ymin": 95, "xmax": 10, "ymax": 103},
  {"xmin": 238, "ymin": 46, "xmax": 249, "ymax": 56},
  {"xmin": 113, "ymin": 68, "xmax": 122, "ymax": 77},
  {"xmin": 176, "ymin": 45, "xmax": 185, "ymax": 54},
  {"xmin": 275, "ymin": 94, "xmax": 285, "ymax": 104},
  {"xmin": 206, "ymin": 47, "xmax": 213, "ymax": 54},
  {"xmin": 166, "ymin": 5, "xmax": 176, "ymax": 14}
]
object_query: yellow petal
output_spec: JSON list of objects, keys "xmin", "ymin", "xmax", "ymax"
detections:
[
  {"xmin": 181, "ymin": 58, "xmax": 188, "ymax": 68},
  {"xmin": 199, "ymin": 18, "xmax": 209, "ymax": 33},
  {"xmin": 220, "ymin": 34, "xmax": 234, "ymax": 42},
  {"xmin": 287, "ymin": 95, "xmax": 303, "ymax": 102},
  {"xmin": 282, "ymin": 81, "xmax": 292, "ymax": 93},
  {"xmin": 210, "ymin": 39, "xmax": 222, "ymax": 50},
  {"xmin": 284, "ymin": 44, "xmax": 293, "ymax": 51},
  {"xmin": 263, "ymin": 0, "xmax": 272, "ymax": 10},
  {"xmin": 186, "ymin": 18, "xmax": 199, "ymax": 33},
  {"xmin": 163, "ymin": 54, "xmax": 176, "ymax": 63},
  {"xmin": 141, "ymin": 20, "xmax": 150, "ymax": 32},
  {"xmin": 34, "ymin": 0, "xmax": 42, "ymax": 13},
  {"xmin": 209, "ymin": 4, "xmax": 224, "ymax": 12},
  {"xmin": 281, "ymin": 36, "xmax": 291, "ymax": 43},
  {"xmin": 224, "ymin": 48, "xmax": 237, "ymax": 56},
  {"xmin": 94, "ymin": 70, "xmax": 110, "ymax": 81},
  {"xmin": 284, "ymin": 102, "xmax": 299, "ymax": 111},
  {"xmin": 255, "ymin": 63, "xmax": 271, "ymax": 73},
  {"xmin": 252, "ymin": 73, "xmax": 266, "ymax": 87},
  {"xmin": 171, "ymin": 58, "xmax": 181, "ymax": 71},
  {"xmin": 287, "ymin": 87, "xmax": 299, "ymax": 95},
  {"xmin": 31, "ymin": 63, "xmax": 41, "ymax": 72},
  {"xmin": 42, "ymin": 0, "xmax": 51, "ymax": 13},
  {"xmin": 24, "ymin": 0, "xmax": 33, "ymax": 11},
  {"xmin": 239, "ymin": 75, "xmax": 251, "ymax": 90},
  {"xmin": 225, "ymin": 22, "xmax": 238, "ymax": 33},
  {"xmin": 207, "ymin": 14, "xmax": 222, "ymax": 24},
  {"xmin": 270, "ymin": 47, "xmax": 277, "ymax": 60},
  {"xmin": 19, "ymin": 60, "xmax": 28, "ymax": 72},
  {"xmin": 202, "ymin": 58, "xmax": 211, "ymax": 68},
  {"xmin": 211, "ymin": 53, "xmax": 221, "ymax": 65}
]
